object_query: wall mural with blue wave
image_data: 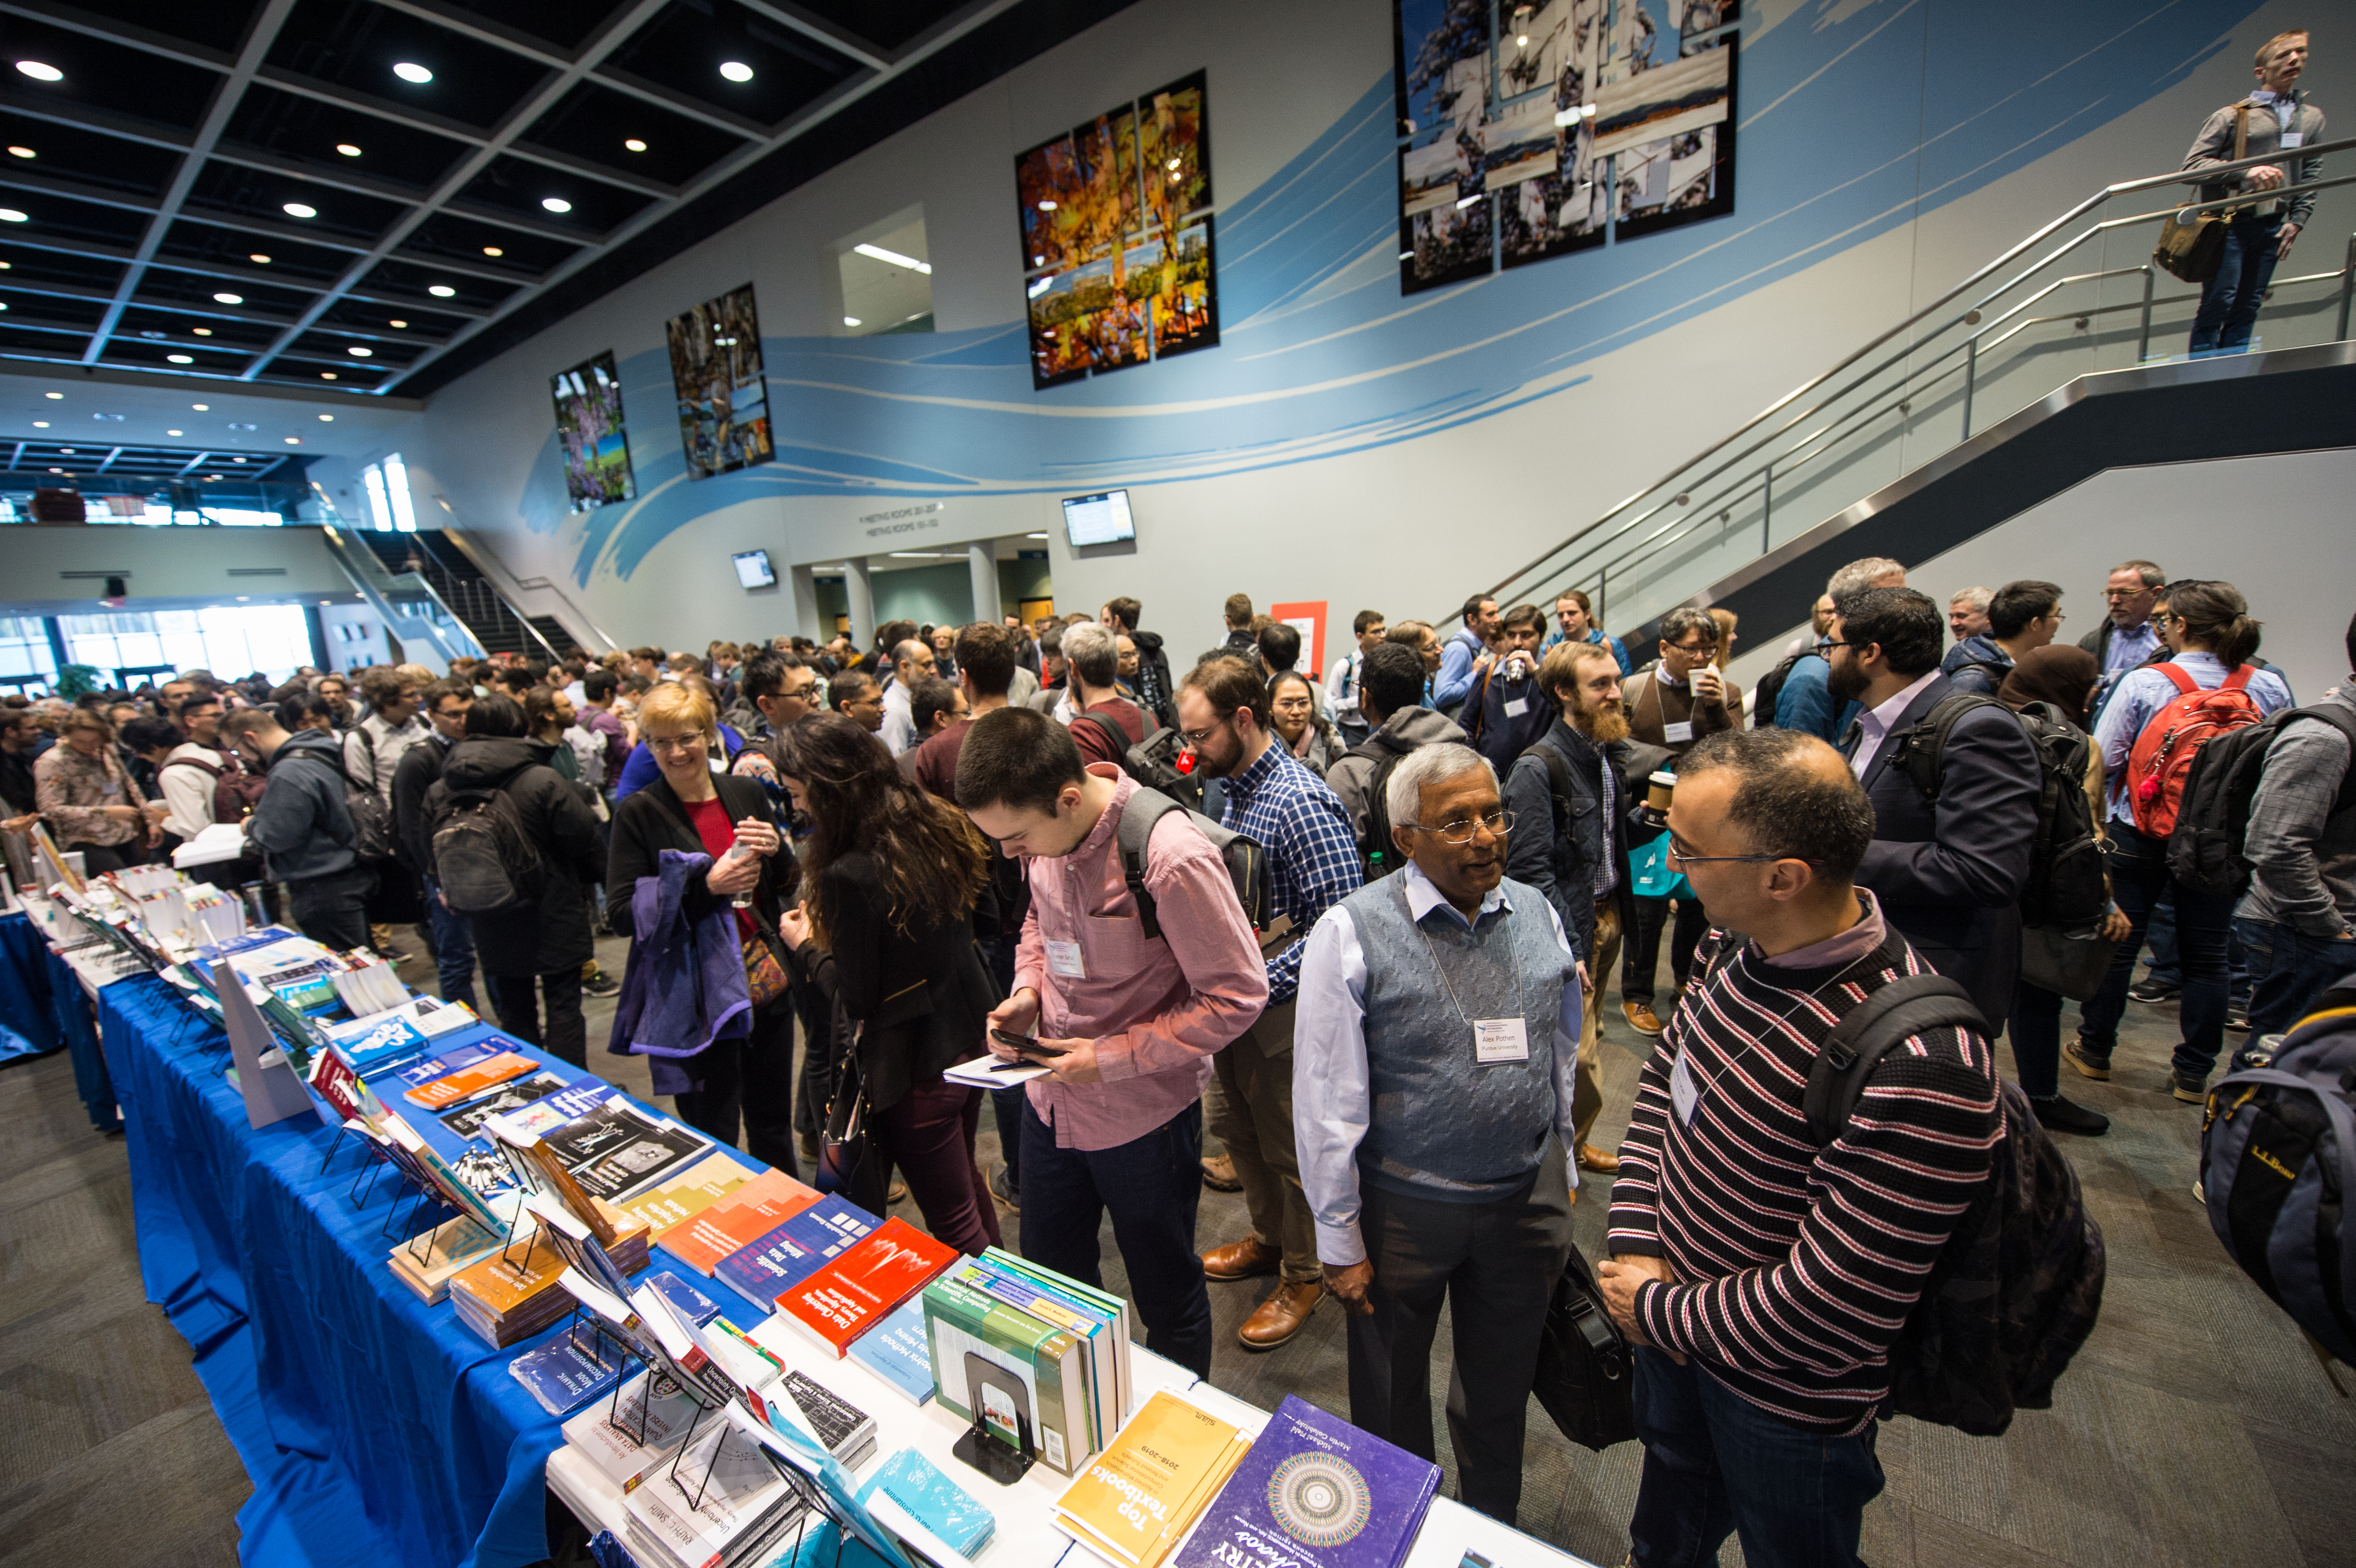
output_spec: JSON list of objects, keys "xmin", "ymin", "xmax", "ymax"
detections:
[{"xmin": 514, "ymin": 0, "xmax": 2264, "ymax": 591}]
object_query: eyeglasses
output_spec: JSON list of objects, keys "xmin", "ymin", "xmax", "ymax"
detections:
[
  {"xmin": 2102, "ymin": 588, "xmax": 2152, "ymax": 600},
  {"xmin": 1665, "ymin": 838, "xmax": 1821, "ymax": 869},
  {"xmin": 646, "ymin": 733, "xmax": 707, "ymax": 753},
  {"xmin": 1405, "ymin": 810, "xmax": 1513, "ymax": 845},
  {"xmin": 1663, "ymin": 641, "xmax": 1716, "ymax": 655},
  {"xmin": 1178, "ymin": 718, "xmax": 1230, "ymax": 747}
]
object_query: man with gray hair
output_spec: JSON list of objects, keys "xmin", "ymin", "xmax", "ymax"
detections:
[
  {"xmin": 879, "ymin": 636, "xmax": 936, "ymax": 756},
  {"xmin": 1061, "ymin": 621, "xmax": 1147, "ymax": 766},
  {"xmin": 1774, "ymin": 556, "xmax": 1906, "ymax": 741},
  {"xmin": 2080, "ymin": 558, "xmax": 2166, "ymax": 721},
  {"xmin": 1947, "ymin": 586, "xmax": 1993, "ymax": 644},
  {"xmin": 1294, "ymin": 740, "xmax": 1580, "ymax": 1523}
]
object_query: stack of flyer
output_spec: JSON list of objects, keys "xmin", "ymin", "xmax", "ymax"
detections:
[{"xmin": 1054, "ymin": 1391, "xmax": 1253, "ymax": 1568}]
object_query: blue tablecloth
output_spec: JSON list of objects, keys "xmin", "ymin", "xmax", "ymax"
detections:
[
  {"xmin": 0, "ymin": 908, "xmax": 58, "ymax": 1063},
  {"xmin": 49, "ymin": 943, "xmax": 120, "ymax": 1131},
  {"xmin": 99, "ymin": 974, "xmax": 781, "ymax": 1568}
]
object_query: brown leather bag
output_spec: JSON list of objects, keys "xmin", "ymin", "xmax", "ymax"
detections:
[{"xmin": 2154, "ymin": 102, "xmax": 2248, "ymax": 283}]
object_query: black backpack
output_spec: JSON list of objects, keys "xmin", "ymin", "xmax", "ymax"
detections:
[
  {"xmin": 425, "ymin": 780, "xmax": 546, "ymax": 916},
  {"xmin": 1885, "ymin": 692, "xmax": 2108, "ymax": 929},
  {"xmin": 2168, "ymin": 703, "xmax": 2356, "ymax": 899},
  {"xmin": 1110, "ymin": 786, "xmax": 1269, "ymax": 937},
  {"xmin": 1805, "ymin": 966, "xmax": 2106, "ymax": 1435},
  {"xmin": 1075, "ymin": 712, "xmax": 1207, "ymax": 813},
  {"xmin": 1751, "ymin": 648, "xmax": 1811, "ymax": 729},
  {"xmin": 1339, "ymin": 736, "xmax": 1412, "ymax": 881},
  {"xmin": 288, "ymin": 747, "xmax": 398, "ymax": 864}
]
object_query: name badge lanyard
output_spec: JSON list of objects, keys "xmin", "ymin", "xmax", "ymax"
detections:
[{"xmin": 1414, "ymin": 904, "xmax": 1530, "ymax": 1063}]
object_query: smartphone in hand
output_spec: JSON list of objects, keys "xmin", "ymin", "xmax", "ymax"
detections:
[{"xmin": 990, "ymin": 1027, "xmax": 1069, "ymax": 1057}]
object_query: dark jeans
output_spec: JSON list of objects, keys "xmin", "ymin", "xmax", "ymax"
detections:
[
  {"xmin": 791, "ymin": 973, "xmax": 831, "ymax": 1143},
  {"xmin": 875, "ymin": 1076, "xmax": 1002, "ymax": 1255},
  {"xmin": 1624, "ymin": 893, "xmax": 1710, "ymax": 1004},
  {"xmin": 484, "ymin": 968, "xmax": 585, "ymax": 1067},
  {"xmin": 2190, "ymin": 212, "xmax": 2283, "ymax": 354},
  {"xmin": 60, "ymin": 841, "xmax": 133, "ymax": 876},
  {"xmin": 2144, "ymin": 893, "xmax": 2250, "ymax": 1003},
  {"xmin": 2237, "ymin": 916, "xmax": 2356, "ymax": 1041},
  {"xmin": 2007, "ymin": 980, "xmax": 2065, "ymax": 1099},
  {"xmin": 423, "ymin": 878, "xmax": 478, "ymax": 1011},
  {"xmin": 1629, "ymin": 1348, "xmax": 1885, "ymax": 1568},
  {"xmin": 674, "ymin": 1002, "xmax": 800, "ymax": 1178},
  {"xmin": 285, "ymin": 865, "xmax": 372, "ymax": 951},
  {"xmin": 2080, "ymin": 825, "xmax": 2234, "ymax": 1082},
  {"xmin": 1019, "ymin": 1098, "xmax": 1212, "ymax": 1379},
  {"xmin": 1349, "ymin": 1142, "xmax": 1571, "ymax": 1523}
]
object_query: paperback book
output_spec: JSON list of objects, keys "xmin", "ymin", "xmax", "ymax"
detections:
[
  {"xmin": 714, "ymin": 1196, "xmax": 877, "ymax": 1305},
  {"xmin": 393, "ymin": 1037, "xmax": 509, "ymax": 1089},
  {"xmin": 857, "ymin": 1448, "xmax": 994, "ymax": 1557},
  {"xmin": 1172, "ymin": 1395, "xmax": 1440, "ymax": 1568},
  {"xmin": 616, "ymin": 1151, "xmax": 760, "ymax": 1241},
  {"xmin": 539, "ymin": 1097, "xmax": 711, "ymax": 1200},
  {"xmin": 662, "ymin": 1170, "xmax": 826, "ymax": 1276},
  {"xmin": 562, "ymin": 1369, "xmax": 705, "ymax": 1492},
  {"xmin": 440, "ymin": 1071, "xmax": 570, "ymax": 1139},
  {"xmin": 510, "ymin": 1320, "xmax": 631, "ymax": 1416},
  {"xmin": 845, "ymin": 1299, "xmax": 935, "ymax": 1406},
  {"xmin": 774, "ymin": 1218, "xmax": 958, "ymax": 1361},
  {"xmin": 1054, "ymin": 1391, "xmax": 1252, "ymax": 1568},
  {"xmin": 623, "ymin": 1411, "xmax": 804, "ymax": 1568},
  {"xmin": 781, "ymin": 1370, "xmax": 878, "ymax": 1471},
  {"xmin": 404, "ymin": 1050, "xmax": 535, "ymax": 1110},
  {"xmin": 385, "ymin": 1211, "xmax": 506, "ymax": 1305},
  {"xmin": 921, "ymin": 1272, "xmax": 1091, "ymax": 1475}
]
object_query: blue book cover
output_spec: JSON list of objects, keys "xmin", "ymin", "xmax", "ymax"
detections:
[
  {"xmin": 507, "ymin": 1324, "xmax": 628, "ymax": 1416},
  {"xmin": 856, "ymin": 1447, "xmax": 994, "ymax": 1556},
  {"xmin": 393, "ymin": 1038, "xmax": 507, "ymax": 1089},
  {"xmin": 845, "ymin": 1299, "xmax": 934, "ymax": 1405},
  {"xmin": 646, "ymin": 1269, "xmax": 723, "ymax": 1328},
  {"xmin": 715, "ymin": 1197, "xmax": 877, "ymax": 1303},
  {"xmin": 1172, "ymin": 1395, "xmax": 1440, "ymax": 1568}
]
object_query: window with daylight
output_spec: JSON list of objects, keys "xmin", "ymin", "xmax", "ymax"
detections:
[
  {"xmin": 836, "ymin": 212, "xmax": 934, "ymax": 338},
  {"xmin": 360, "ymin": 454, "xmax": 418, "ymax": 532},
  {"xmin": 59, "ymin": 608, "xmax": 311, "ymax": 683},
  {"xmin": 0, "ymin": 617, "xmax": 55, "ymax": 682}
]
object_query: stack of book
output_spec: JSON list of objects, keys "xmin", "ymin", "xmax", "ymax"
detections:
[
  {"xmin": 920, "ymin": 1248, "xmax": 1136, "ymax": 1475},
  {"xmin": 770, "ymin": 1218, "xmax": 959, "ymax": 1361},
  {"xmin": 662, "ymin": 1170, "xmax": 828, "ymax": 1276},
  {"xmin": 385, "ymin": 1211, "xmax": 506, "ymax": 1305},
  {"xmin": 713, "ymin": 1193, "xmax": 877, "ymax": 1305},
  {"xmin": 1054, "ymin": 1391, "xmax": 1253, "ymax": 1568},
  {"xmin": 780, "ymin": 1369, "xmax": 877, "ymax": 1472},
  {"xmin": 615, "ymin": 1151, "xmax": 762, "ymax": 1240},
  {"xmin": 1170, "ymin": 1395, "xmax": 1440, "ymax": 1568},
  {"xmin": 446, "ymin": 1202, "xmax": 652, "ymax": 1349},
  {"xmin": 622, "ymin": 1409, "xmax": 807, "ymax": 1568},
  {"xmin": 563, "ymin": 1368, "xmax": 707, "ymax": 1493}
]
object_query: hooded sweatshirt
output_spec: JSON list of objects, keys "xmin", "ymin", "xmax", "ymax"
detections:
[
  {"xmin": 1942, "ymin": 633, "xmax": 2015, "ymax": 697},
  {"xmin": 1325, "ymin": 706, "xmax": 1471, "ymax": 853},
  {"xmin": 246, "ymin": 729, "xmax": 356, "ymax": 883}
]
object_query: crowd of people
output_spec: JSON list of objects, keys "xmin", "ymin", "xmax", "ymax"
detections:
[{"xmin": 8, "ymin": 537, "xmax": 2350, "ymax": 1568}]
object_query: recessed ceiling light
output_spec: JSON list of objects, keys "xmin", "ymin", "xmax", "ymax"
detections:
[
  {"xmin": 1036, "ymin": 200, "xmax": 1056, "ymax": 211},
  {"xmin": 336, "ymin": 143, "xmax": 361, "ymax": 157},
  {"xmin": 283, "ymin": 202, "xmax": 316, "ymax": 218},
  {"xmin": 319, "ymin": 414, "xmax": 333, "ymax": 421},
  {"xmin": 853, "ymin": 242, "xmax": 932, "ymax": 275},
  {"xmin": 348, "ymin": 346, "xmax": 372, "ymax": 357},
  {"xmin": 30, "ymin": 420, "xmax": 45, "ymax": 428},
  {"xmin": 0, "ymin": 209, "xmax": 26, "ymax": 223},
  {"xmin": 719, "ymin": 60, "xmax": 753, "ymax": 82},
  {"xmin": 167, "ymin": 353, "xmax": 193, "ymax": 363},
  {"xmin": 15, "ymin": 62, "xmax": 61, "ymax": 83},
  {"xmin": 47, "ymin": 467, "xmax": 61, "ymax": 473},
  {"xmin": 389, "ymin": 319, "xmax": 407, "ymax": 328},
  {"xmin": 213, "ymin": 292, "xmax": 243, "ymax": 305},
  {"xmin": 192, "ymin": 327, "xmax": 213, "ymax": 336},
  {"xmin": 44, "ymin": 392, "xmax": 60, "ymax": 400},
  {"xmin": 393, "ymin": 62, "xmax": 432, "ymax": 84},
  {"xmin": 1026, "ymin": 532, "xmax": 1048, "ymax": 540},
  {"xmin": 284, "ymin": 436, "xmax": 301, "ymax": 445},
  {"xmin": 843, "ymin": 316, "xmax": 861, "ymax": 327},
  {"xmin": 166, "ymin": 429, "xmax": 181, "ymax": 436},
  {"xmin": 481, "ymin": 246, "xmax": 502, "ymax": 257},
  {"xmin": 428, "ymin": 284, "xmax": 456, "ymax": 298},
  {"xmin": 541, "ymin": 197, "xmax": 572, "ymax": 214},
  {"xmin": 320, "ymin": 372, "xmax": 337, "ymax": 380},
  {"xmin": 624, "ymin": 138, "xmax": 647, "ymax": 152},
  {"xmin": 6, "ymin": 146, "xmax": 31, "ymax": 159},
  {"xmin": 250, "ymin": 253, "xmax": 271, "ymax": 263},
  {"xmin": 192, "ymin": 403, "xmax": 207, "ymax": 410}
]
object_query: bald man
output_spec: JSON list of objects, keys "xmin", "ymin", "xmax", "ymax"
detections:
[{"xmin": 881, "ymin": 637, "xmax": 937, "ymax": 756}]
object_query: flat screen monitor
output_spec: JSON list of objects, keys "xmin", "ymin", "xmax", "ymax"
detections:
[
  {"xmin": 1061, "ymin": 489, "xmax": 1135, "ymax": 549},
  {"xmin": 731, "ymin": 549, "xmax": 776, "ymax": 589}
]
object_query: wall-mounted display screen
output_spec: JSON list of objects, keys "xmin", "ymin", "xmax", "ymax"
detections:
[
  {"xmin": 1061, "ymin": 490, "xmax": 1136, "ymax": 548},
  {"xmin": 1016, "ymin": 71, "xmax": 1217, "ymax": 391},
  {"xmin": 666, "ymin": 283, "xmax": 774, "ymax": 480},
  {"xmin": 732, "ymin": 549, "xmax": 776, "ymax": 588},
  {"xmin": 550, "ymin": 350, "xmax": 634, "ymax": 512}
]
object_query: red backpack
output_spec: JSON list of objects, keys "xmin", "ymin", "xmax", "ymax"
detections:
[
  {"xmin": 2126, "ymin": 664, "xmax": 2260, "ymax": 839},
  {"xmin": 163, "ymin": 747, "xmax": 268, "ymax": 825}
]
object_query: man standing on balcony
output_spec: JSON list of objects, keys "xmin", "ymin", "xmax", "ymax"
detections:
[{"xmin": 2184, "ymin": 30, "xmax": 2323, "ymax": 356}]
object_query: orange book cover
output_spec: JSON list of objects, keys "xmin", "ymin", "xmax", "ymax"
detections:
[
  {"xmin": 774, "ymin": 1218, "xmax": 958, "ymax": 1357},
  {"xmin": 661, "ymin": 1169, "xmax": 822, "ymax": 1276},
  {"xmin": 404, "ymin": 1050, "xmax": 535, "ymax": 1110},
  {"xmin": 448, "ymin": 1230, "xmax": 568, "ymax": 1316}
]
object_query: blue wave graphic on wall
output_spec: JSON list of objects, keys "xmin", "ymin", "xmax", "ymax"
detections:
[{"xmin": 542, "ymin": 0, "xmax": 2248, "ymax": 585}]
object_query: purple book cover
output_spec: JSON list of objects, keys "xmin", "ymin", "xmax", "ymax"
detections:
[
  {"xmin": 1173, "ymin": 1395, "xmax": 1439, "ymax": 1568},
  {"xmin": 713, "ymin": 1197, "xmax": 876, "ymax": 1304},
  {"xmin": 392, "ymin": 1038, "xmax": 506, "ymax": 1089}
]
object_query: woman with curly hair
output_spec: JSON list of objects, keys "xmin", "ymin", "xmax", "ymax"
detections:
[{"xmin": 775, "ymin": 712, "xmax": 1003, "ymax": 1251}]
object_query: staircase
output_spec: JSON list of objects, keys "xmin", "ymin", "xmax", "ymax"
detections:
[
  {"xmin": 356, "ymin": 531, "xmax": 577, "ymax": 662},
  {"xmin": 1471, "ymin": 136, "xmax": 2356, "ymax": 650}
]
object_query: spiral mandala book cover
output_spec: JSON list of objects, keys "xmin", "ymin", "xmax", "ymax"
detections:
[{"xmin": 1173, "ymin": 1395, "xmax": 1440, "ymax": 1568}]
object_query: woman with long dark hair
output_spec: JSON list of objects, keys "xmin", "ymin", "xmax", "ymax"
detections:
[
  {"xmin": 1267, "ymin": 669, "xmax": 1338, "ymax": 777},
  {"xmin": 774, "ymin": 712, "xmax": 1003, "ymax": 1252},
  {"xmin": 2078, "ymin": 581, "xmax": 2293, "ymax": 1101}
]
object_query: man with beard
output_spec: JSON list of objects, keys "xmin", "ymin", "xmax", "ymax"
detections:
[
  {"xmin": 1293, "ymin": 741, "xmax": 1579, "ymax": 1521},
  {"xmin": 1181, "ymin": 655, "xmax": 1363, "ymax": 1350},
  {"xmin": 1505, "ymin": 639, "xmax": 1642, "ymax": 1176},
  {"xmin": 1102, "ymin": 598, "xmax": 1177, "ymax": 730},
  {"xmin": 1827, "ymin": 586, "xmax": 2039, "ymax": 1027}
]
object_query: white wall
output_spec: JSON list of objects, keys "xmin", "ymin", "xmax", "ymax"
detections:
[
  {"xmin": 0, "ymin": 525, "xmax": 349, "ymax": 612},
  {"xmin": 390, "ymin": 0, "xmax": 2349, "ymax": 661}
]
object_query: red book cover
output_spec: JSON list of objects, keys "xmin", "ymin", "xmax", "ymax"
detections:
[
  {"xmin": 774, "ymin": 1218, "xmax": 958, "ymax": 1358},
  {"xmin": 309, "ymin": 1048, "xmax": 364, "ymax": 1122},
  {"xmin": 661, "ymin": 1170, "xmax": 822, "ymax": 1276}
]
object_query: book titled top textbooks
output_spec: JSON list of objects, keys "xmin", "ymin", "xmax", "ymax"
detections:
[
  {"xmin": 1055, "ymin": 1391, "xmax": 1252, "ymax": 1568},
  {"xmin": 1172, "ymin": 1395, "xmax": 1440, "ymax": 1568}
]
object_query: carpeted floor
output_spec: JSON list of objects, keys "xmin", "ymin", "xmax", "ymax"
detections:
[{"xmin": 6, "ymin": 926, "xmax": 2351, "ymax": 1568}]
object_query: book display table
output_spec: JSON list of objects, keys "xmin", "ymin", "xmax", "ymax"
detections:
[{"xmin": 0, "ymin": 908, "xmax": 61, "ymax": 1063}]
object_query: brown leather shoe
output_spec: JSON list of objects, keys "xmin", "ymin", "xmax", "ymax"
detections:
[
  {"xmin": 1200, "ymin": 1153, "xmax": 1243, "ymax": 1192},
  {"xmin": 1577, "ymin": 1143, "xmax": 1621, "ymax": 1173},
  {"xmin": 1622, "ymin": 1000, "xmax": 1664, "ymax": 1036},
  {"xmin": 1201, "ymin": 1236, "xmax": 1280, "ymax": 1281},
  {"xmin": 1237, "ymin": 1280, "xmax": 1323, "ymax": 1350}
]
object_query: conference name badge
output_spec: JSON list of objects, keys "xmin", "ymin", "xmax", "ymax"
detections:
[
  {"xmin": 1670, "ymin": 1048, "xmax": 1699, "ymax": 1125},
  {"xmin": 1046, "ymin": 939, "xmax": 1087, "ymax": 979},
  {"xmin": 1473, "ymin": 1017, "xmax": 1529, "ymax": 1065},
  {"xmin": 1662, "ymin": 719, "xmax": 1695, "ymax": 745}
]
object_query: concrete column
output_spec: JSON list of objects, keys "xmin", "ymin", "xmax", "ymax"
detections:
[
  {"xmin": 845, "ymin": 558, "xmax": 875, "ymax": 649},
  {"xmin": 790, "ymin": 562, "xmax": 821, "ymax": 644},
  {"xmin": 966, "ymin": 539, "xmax": 998, "ymax": 625}
]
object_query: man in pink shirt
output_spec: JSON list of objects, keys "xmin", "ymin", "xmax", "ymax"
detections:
[{"xmin": 959, "ymin": 708, "xmax": 1268, "ymax": 1378}]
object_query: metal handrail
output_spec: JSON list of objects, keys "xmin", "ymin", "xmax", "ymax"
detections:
[
  {"xmin": 317, "ymin": 523, "xmax": 488, "ymax": 664},
  {"xmin": 431, "ymin": 525, "xmax": 620, "ymax": 654},
  {"xmin": 1466, "ymin": 134, "xmax": 2356, "ymax": 622}
]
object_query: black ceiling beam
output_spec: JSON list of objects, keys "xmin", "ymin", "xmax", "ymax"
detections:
[{"xmin": 0, "ymin": 1, "xmax": 234, "ymax": 72}]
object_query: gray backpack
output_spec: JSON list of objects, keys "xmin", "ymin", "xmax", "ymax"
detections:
[{"xmin": 1112, "ymin": 786, "xmax": 1268, "ymax": 937}]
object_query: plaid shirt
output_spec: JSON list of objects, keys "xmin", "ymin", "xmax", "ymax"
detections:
[{"xmin": 1221, "ymin": 740, "xmax": 1363, "ymax": 1005}]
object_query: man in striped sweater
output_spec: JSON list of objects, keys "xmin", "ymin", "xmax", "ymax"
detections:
[{"xmin": 1599, "ymin": 728, "xmax": 2000, "ymax": 1568}]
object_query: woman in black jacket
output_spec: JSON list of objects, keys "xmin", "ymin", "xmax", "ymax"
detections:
[
  {"xmin": 774, "ymin": 713, "xmax": 1001, "ymax": 1252},
  {"xmin": 426, "ymin": 694, "xmax": 602, "ymax": 1065},
  {"xmin": 605, "ymin": 682, "xmax": 800, "ymax": 1175}
]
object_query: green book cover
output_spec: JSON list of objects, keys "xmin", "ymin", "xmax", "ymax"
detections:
[{"xmin": 920, "ymin": 1275, "xmax": 1090, "ymax": 1474}]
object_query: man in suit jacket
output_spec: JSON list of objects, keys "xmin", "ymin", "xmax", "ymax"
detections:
[{"xmin": 1825, "ymin": 586, "xmax": 2039, "ymax": 1026}]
